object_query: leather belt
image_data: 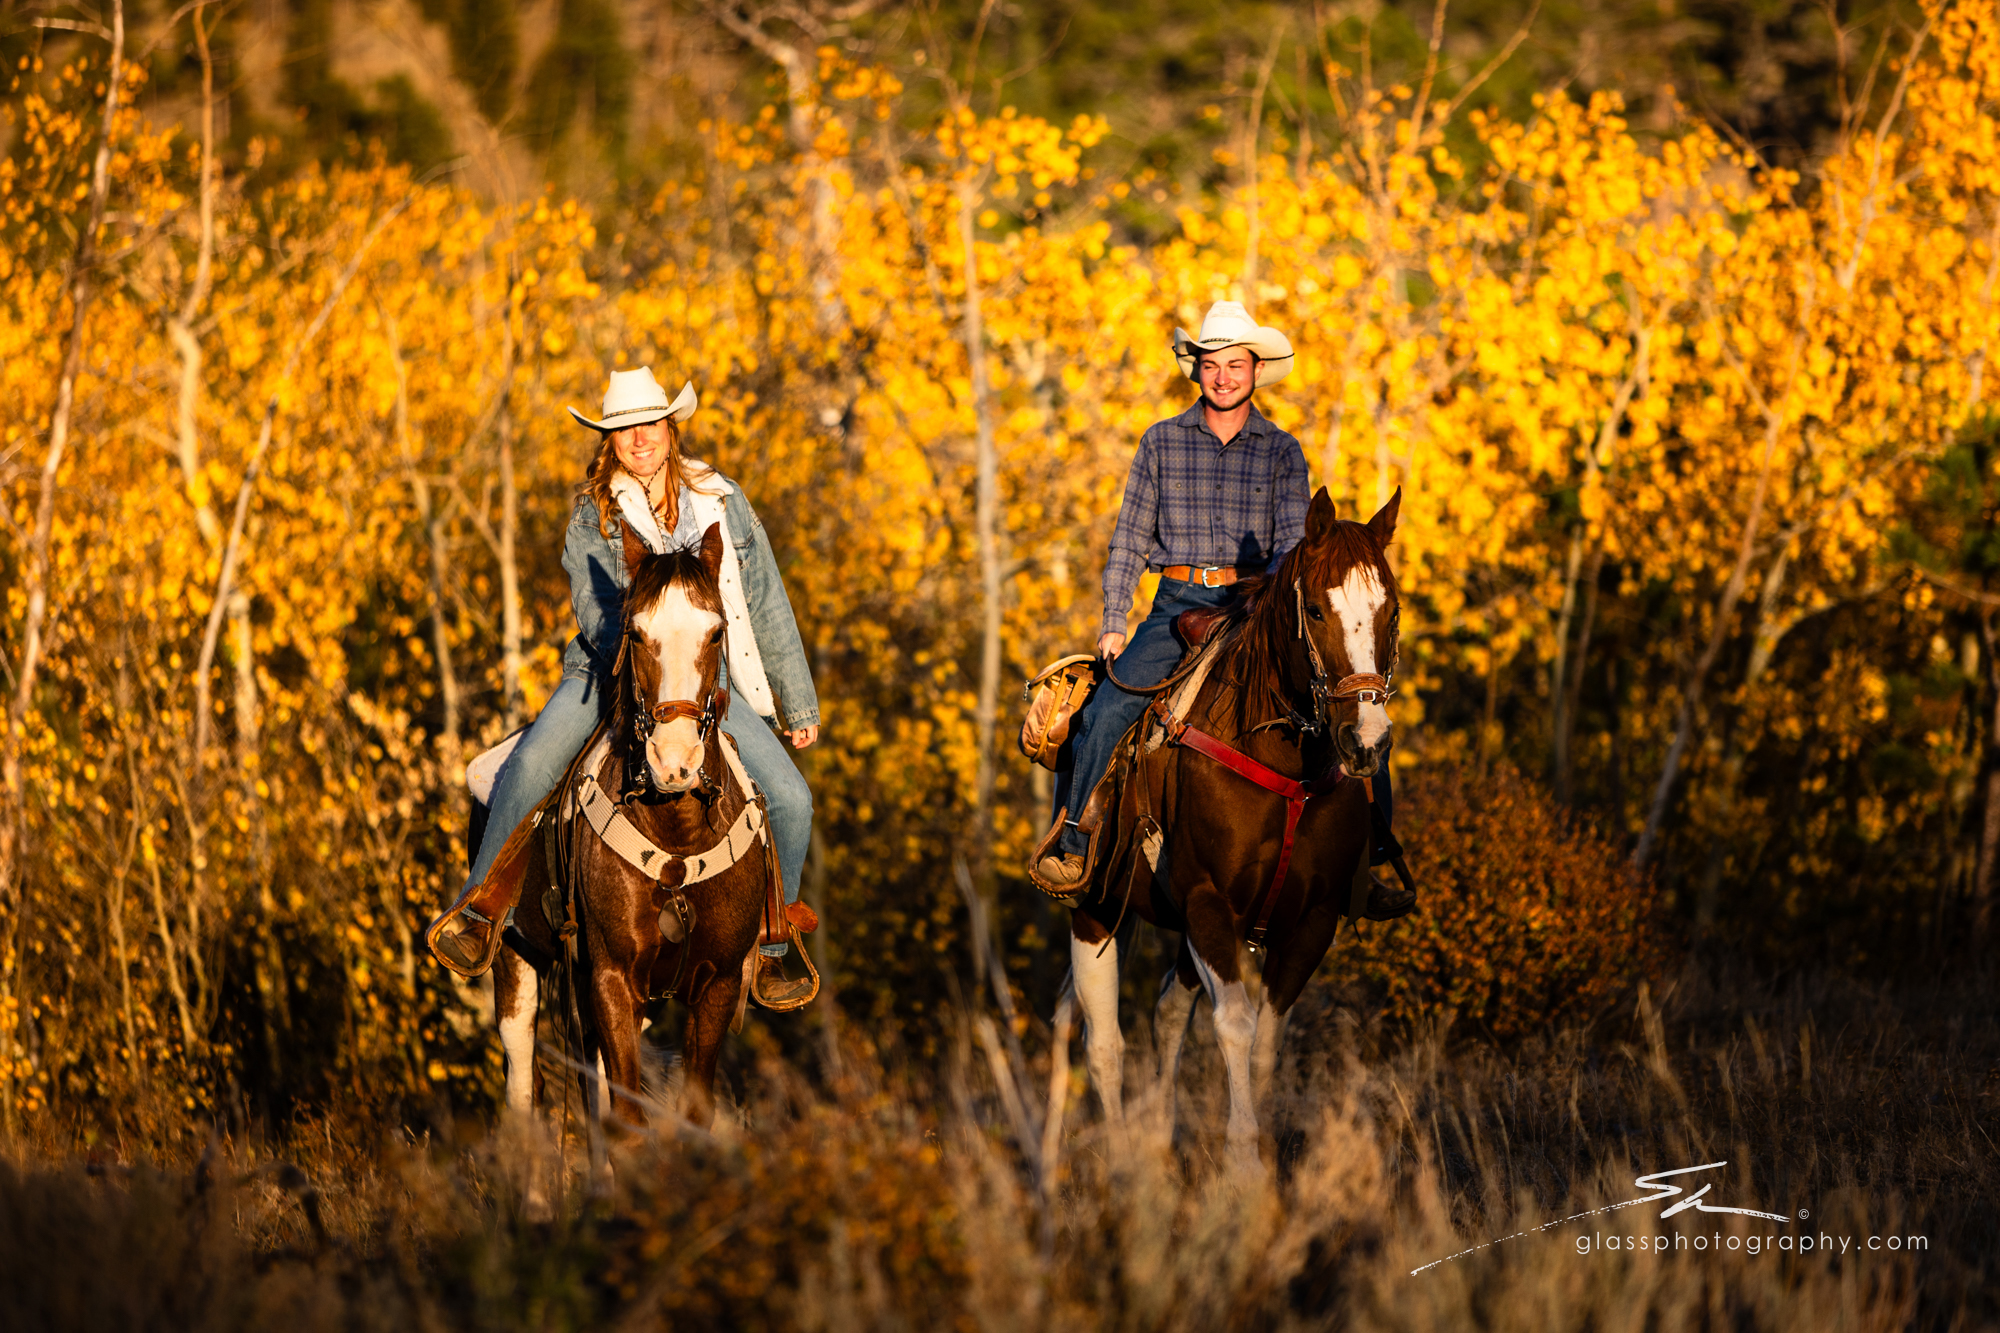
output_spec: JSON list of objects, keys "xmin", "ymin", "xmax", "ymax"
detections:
[{"xmin": 1161, "ymin": 564, "xmax": 1242, "ymax": 588}]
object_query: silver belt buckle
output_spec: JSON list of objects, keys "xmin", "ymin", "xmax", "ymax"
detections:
[{"xmin": 1198, "ymin": 566, "xmax": 1225, "ymax": 587}]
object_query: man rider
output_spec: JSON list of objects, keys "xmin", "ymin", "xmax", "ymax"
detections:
[{"xmin": 1034, "ymin": 300, "xmax": 1413, "ymax": 920}]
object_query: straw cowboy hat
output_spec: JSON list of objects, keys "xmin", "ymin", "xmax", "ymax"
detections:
[
  {"xmin": 567, "ymin": 366, "xmax": 698, "ymax": 430},
  {"xmin": 1172, "ymin": 300, "xmax": 1294, "ymax": 385}
]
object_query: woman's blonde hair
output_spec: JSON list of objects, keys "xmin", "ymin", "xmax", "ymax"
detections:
[{"xmin": 582, "ymin": 418, "xmax": 716, "ymax": 539}]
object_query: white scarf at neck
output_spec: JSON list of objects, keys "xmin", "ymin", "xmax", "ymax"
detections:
[{"xmin": 608, "ymin": 471, "xmax": 673, "ymax": 553}]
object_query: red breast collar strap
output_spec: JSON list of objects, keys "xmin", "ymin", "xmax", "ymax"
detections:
[{"xmin": 1159, "ymin": 707, "xmax": 1342, "ymax": 946}]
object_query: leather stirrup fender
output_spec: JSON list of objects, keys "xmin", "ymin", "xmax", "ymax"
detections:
[{"xmin": 751, "ymin": 792, "xmax": 820, "ymax": 1013}]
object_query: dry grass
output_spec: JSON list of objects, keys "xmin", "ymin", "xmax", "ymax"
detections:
[{"xmin": 2, "ymin": 955, "xmax": 1991, "ymax": 1331}]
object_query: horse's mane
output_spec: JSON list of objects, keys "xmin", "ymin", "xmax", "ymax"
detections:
[
  {"xmin": 626, "ymin": 544, "xmax": 723, "ymax": 622},
  {"xmin": 1217, "ymin": 520, "xmax": 1397, "ymax": 736}
]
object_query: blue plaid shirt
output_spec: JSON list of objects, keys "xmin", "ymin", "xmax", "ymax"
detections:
[{"xmin": 1101, "ymin": 400, "xmax": 1309, "ymax": 636}]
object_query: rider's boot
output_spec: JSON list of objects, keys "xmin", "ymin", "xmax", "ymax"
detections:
[
  {"xmin": 1027, "ymin": 806, "xmax": 1088, "ymax": 905},
  {"xmin": 433, "ymin": 905, "xmax": 505, "ymax": 973},
  {"xmin": 1360, "ymin": 770, "xmax": 1415, "ymax": 920},
  {"xmin": 753, "ymin": 951, "xmax": 815, "ymax": 1008},
  {"xmin": 1360, "ymin": 867, "xmax": 1416, "ymax": 921},
  {"xmin": 1037, "ymin": 851, "xmax": 1086, "ymax": 888},
  {"xmin": 1352, "ymin": 852, "xmax": 1416, "ymax": 924}
]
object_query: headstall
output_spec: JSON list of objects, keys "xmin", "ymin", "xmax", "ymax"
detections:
[
  {"xmin": 620, "ymin": 626, "xmax": 728, "ymax": 802},
  {"xmin": 1291, "ymin": 578, "xmax": 1396, "ymax": 737}
]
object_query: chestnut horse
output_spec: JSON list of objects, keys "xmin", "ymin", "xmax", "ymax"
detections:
[
  {"xmin": 494, "ymin": 523, "xmax": 770, "ymax": 1135},
  {"xmin": 1072, "ymin": 487, "xmax": 1400, "ymax": 1163}
]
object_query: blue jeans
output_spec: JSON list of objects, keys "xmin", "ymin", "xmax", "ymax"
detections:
[
  {"xmin": 1050, "ymin": 579, "xmax": 1396, "ymax": 860},
  {"xmin": 720, "ymin": 686, "xmax": 814, "ymax": 958},
  {"xmin": 468, "ymin": 674, "xmax": 813, "ymax": 958},
  {"xmin": 1054, "ymin": 580, "xmax": 1235, "ymax": 856},
  {"xmin": 467, "ymin": 673, "xmax": 605, "ymax": 891}
]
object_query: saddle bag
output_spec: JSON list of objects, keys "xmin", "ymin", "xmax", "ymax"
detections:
[{"xmin": 1019, "ymin": 654, "xmax": 1101, "ymax": 770}]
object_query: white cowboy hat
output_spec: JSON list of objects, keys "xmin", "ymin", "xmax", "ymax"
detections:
[
  {"xmin": 567, "ymin": 366, "xmax": 698, "ymax": 431},
  {"xmin": 1172, "ymin": 300, "xmax": 1294, "ymax": 385}
]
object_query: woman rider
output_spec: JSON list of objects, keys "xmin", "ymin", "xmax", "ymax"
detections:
[{"xmin": 429, "ymin": 367, "xmax": 820, "ymax": 1009}]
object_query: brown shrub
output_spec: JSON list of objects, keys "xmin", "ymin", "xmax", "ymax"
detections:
[{"xmin": 1339, "ymin": 763, "xmax": 1670, "ymax": 1039}]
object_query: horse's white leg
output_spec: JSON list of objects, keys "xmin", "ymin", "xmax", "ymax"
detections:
[
  {"xmin": 1249, "ymin": 988, "xmax": 1286, "ymax": 1117},
  {"xmin": 496, "ymin": 956, "xmax": 540, "ymax": 1117},
  {"xmin": 494, "ymin": 953, "xmax": 551, "ymax": 1219},
  {"xmin": 1071, "ymin": 930, "xmax": 1125, "ymax": 1128},
  {"xmin": 1153, "ymin": 965, "xmax": 1198, "ymax": 1141},
  {"xmin": 1189, "ymin": 943, "xmax": 1261, "ymax": 1168}
]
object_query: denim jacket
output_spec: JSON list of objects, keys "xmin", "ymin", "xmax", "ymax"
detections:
[{"xmin": 559, "ymin": 479, "xmax": 821, "ymax": 731}]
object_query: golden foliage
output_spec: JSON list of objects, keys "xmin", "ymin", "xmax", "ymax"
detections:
[
  {"xmin": 1343, "ymin": 767, "xmax": 1668, "ymax": 1039},
  {"xmin": 4, "ymin": 2, "xmax": 2000, "ymax": 1126}
]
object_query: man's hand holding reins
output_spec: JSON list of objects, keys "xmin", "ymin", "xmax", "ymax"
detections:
[{"xmin": 1098, "ymin": 631, "xmax": 1126, "ymax": 662}]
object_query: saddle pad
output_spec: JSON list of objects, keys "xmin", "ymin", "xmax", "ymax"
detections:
[
  {"xmin": 559, "ymin": 729, "xmax": 616, "ymax": 823},
  {"xmin": 465, "ymin": 727, "xmax": 528, "ymax": 804}
]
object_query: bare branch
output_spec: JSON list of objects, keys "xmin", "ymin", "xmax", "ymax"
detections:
[
  {"xmin": 1914, "ymin": 568, "xmax": 2000, "ymax": 609},
  {"xmin": 24, "ymin": 17, "xmax": 112, "ymax": 38},
  {"xmin": 1429, "ymin": 0, "xmax": 1543, "ymax": 139},
  {"xmin": 1405, "ymin": 0, "xmax": 1448, "ymax": 152}
]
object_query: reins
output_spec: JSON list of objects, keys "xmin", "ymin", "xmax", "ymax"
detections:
[{"xmin": 1104, "ymin": 646, "xmax": 1206, "ymax": 697}]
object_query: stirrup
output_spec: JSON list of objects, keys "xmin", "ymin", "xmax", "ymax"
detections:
[
  {"xmin": 1027, "ymin": 816, "xmax": 1091, "ymax": 906},
  {"xmin": 425, "ymin": 906, "xmax": 507, "ymax": 979},
  {"xmin": 751, "ymin": 923, "xmax": 821, "ymax": 1012}
]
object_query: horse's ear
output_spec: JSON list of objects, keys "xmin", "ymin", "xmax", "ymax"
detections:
[
  {"xmin": 1305, "ymin": 487, "xmax": 1337, "ymax": 543},
  {"xmin": 698, "ymin": 522, "xmax": 725, "ymax": 580},
  {"xmin": 1366, "ymin": 487, "xmax": 1401, "ymax": 547}
]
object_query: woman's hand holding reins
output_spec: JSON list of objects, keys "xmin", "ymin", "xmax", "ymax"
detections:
[{"xmin": 788, "ymin": 725, "xmax": 819, "ymax": 750}]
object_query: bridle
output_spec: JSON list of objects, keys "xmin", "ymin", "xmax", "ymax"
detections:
[
  {"xmin": 1289, "ymin": 578, "xmax": 1396, "ymax": 740},
  {"xmin": 618, "ymin": 625, "xmax": 728, "ymax": 803}
]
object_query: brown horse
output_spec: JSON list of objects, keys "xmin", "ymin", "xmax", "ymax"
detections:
[
  {"xmin": 494, "ymin": 523, "xmax": 772, "ymax": 1135},
  {"xmin": 1070, "ymin": 487, "xmax": 1401, "ymax": 1164}
]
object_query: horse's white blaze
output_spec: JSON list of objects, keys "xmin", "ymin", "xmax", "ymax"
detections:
[
  {"xmin": 499, "ymin": 970, "xmax": 539, "ymax": 1115},
  {"xmin": 1325, "ymin": 565, "xmax": 1392, "ymax": 751},
  {"xmin": 1072, "ymin": 933, "xmax": 1125, "ymax": 1123},
  {"xmin": 1189, "ymin": 946, "xmax": 1261, "ymax": 1156},
  {"xmin": 632, "ymin": 585, "xmax": 722, "ymax": 791}
]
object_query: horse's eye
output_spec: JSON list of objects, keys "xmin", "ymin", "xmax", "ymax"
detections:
[{"xmin": 1305, "ymin": 604, "xmax": 1324, "ymax": 622}]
